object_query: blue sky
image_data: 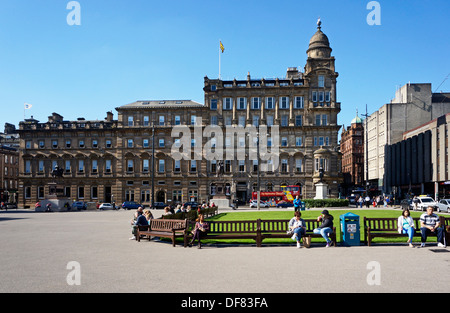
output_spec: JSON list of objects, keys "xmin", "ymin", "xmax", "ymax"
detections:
[{"xmin": 0, "ymin": 0, "xmax": 449, "ymax": 134}]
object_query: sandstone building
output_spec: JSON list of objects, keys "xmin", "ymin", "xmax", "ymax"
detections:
[
  {"xmin": 340, "ymin": 112, "xmax": 364, "ymax": 195},
  {"xmin": 18, "ymin": 22, "xmax": 343, "ymax": 208}
]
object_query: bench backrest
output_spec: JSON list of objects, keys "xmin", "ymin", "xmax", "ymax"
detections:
[
  {"xmin": 207, "ymin": 220, "xmax": 259, "ymax": 234},
  {"xmin": 188, "ymin": 220, "xmax": 259, "ymax": 234},
  {"xmin": 150, "ymin": 219, "xmax": 187, "ymax": 231},
  {"xmin": 259, "ymin": 220, "xmax": 288, "ymax": 233},
  {"xmin": 188, "ymin": 219, "xmax": 335, "ymax": 234},
  {"xmin": 364, "ymin": 217, "xmax": 397, "ymax": 231},
  {"xmin": 260, "ymin": 219, "xmax": 325, "ymax": 233},
  {"xmin": 364, "ymin": 217, "xmax": 447, "ymax": 231}
]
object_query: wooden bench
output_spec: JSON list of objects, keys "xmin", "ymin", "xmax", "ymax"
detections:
[
  {"xmin": 444, "ymin": 217, "xmax": 450, "ymax": 244},
  {"xmin": 184, "ymin": 219, "xmax": 336, "ymax": 247},
  {"xmin": 364, "ymin": 216, "xmax": 448, "ymax": 246},
  {"xmin": 137, "ymin": 219, "xmax": 187, "ymax": 247},
  {"xmin": 259, "ymin": 219, "xmax": 336, "ymax": 247},
  {"xmin": 184, "ymin": 220, "xmax": 260, "ymax": 247}
]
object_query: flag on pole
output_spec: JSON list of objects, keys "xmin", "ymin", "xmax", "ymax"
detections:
[
  {"xmin": 24, "ymin": 103, "xmax": 33, "ymax": 109},
  {"xmin": 220, "ymin": 41, "xmax": 225, "ymax": 53}
]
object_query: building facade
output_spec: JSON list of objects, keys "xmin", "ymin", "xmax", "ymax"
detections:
[
  {"xmin": 0, "ymin": 124, "xmax": 20, "ymax": 203},
  {"xmin": 385, "ymin": 113, "xmax": 450, "ymax": 199},
  {"xmin": 114, "ymin": 100, "xmax": 210, "ymax": 206},
  {"xmin": 17, "ymin": 22, "xmax": 343, "ymax": 208},
  {"xmin": 203, "ymin": 21, "xmax": 342, "ymax": 200},
  {"xmin": 340, "ymin": 112, "xmax": 364, "ymax": 195},
  {"xmin": 18, "ymin": 113, "xmax": 120, "ymax": 208},
  {"xmin": 365, "ymin": 83, "xmax": 450, "ymax": 194}
]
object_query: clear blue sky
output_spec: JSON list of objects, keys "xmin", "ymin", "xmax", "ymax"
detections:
[{"xmin": 0, "ymin": 0, "xmax": 449, "ymax": 133}]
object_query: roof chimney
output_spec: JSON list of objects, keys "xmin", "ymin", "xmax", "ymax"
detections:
[{"xmin": 106, "ymin": 111, "xmax": 114, "ymax": 122}]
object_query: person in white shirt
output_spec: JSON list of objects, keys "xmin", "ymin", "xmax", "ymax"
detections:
[
  {"xmin": 397, "ymin": 208, "xmax": 415, "ymax": 247},
  {"xmin": 420, "ymin": 206, "xmax": 445, "ymax": 248},
  {"xmin": 365, "ymin": 196, "xmax": 371, "ymax": 208},
  {"xmin": 288, "ymin": 211, "xmax": 306, "ymax": 248}
]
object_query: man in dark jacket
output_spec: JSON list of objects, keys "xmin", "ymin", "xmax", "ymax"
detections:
[{"xmin": 313, "ymin": 209, "xmax": 334, "ymax": 247}]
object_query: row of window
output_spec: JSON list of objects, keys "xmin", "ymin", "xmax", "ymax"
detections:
[
  {"xmin": 211, "ymin": 74, "xmax": 328, "ymax": 89},
  {"xmin": 3, "ymin": 179, "xmax": 17, "ymax": 190},
  {"xmin": 26, "ymin": 139, "xmax": 114, "ymax": 150},
  {"xmin": 210, "ymin": 80, "xmax": 304, "ymax": 90},
  {"xmin": 211, "ymin": 96, "xmax": 307, "ymax": 110},
  {"xmin": 3, "ymin": 166, "xmax": 18, "ymax": 177},
  {"xmin": 128, "ymin": 135, "xmax": 330, "ymax": 149},
  {"xmin": 24, "ymin": 157, "xmax": 331, "ymax": 175},
  {"xmin": 126, "ymin": 96, "xmax": 331, "ymax": 127},
  {"xmin": 210, "ymin": 93, "xmax": 331, "ymax": 110},
  {"xmin": 23, "ymin": 185, "xmax": 200, "ymax": 203},
  {"xmin": 128, "ymin": 115, "xmax": 199, "ymax": 127},
  {"xmin": 25, "ymin": 159, "xmax": 113, "ymax": 174},
  {"xmin": 25, "ymin": 133, "xmax": 331, "ymax": 153},
  {"xmin": 3, "ymin": 154, "xmax": 18, "ymax": 164}
]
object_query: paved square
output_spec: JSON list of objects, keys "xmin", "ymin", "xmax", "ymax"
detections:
[{"xmin": 0, "ymin": 209, "xmax": 448, "ymax": 293}]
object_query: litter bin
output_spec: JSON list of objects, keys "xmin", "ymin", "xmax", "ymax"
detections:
[
  {"xmin": 340, "ymin": 212, "xmax": 360, "ymax": 246},
  {"xmin": 300, "ymin": 201, "xmax": 305, "ymax": 211}
]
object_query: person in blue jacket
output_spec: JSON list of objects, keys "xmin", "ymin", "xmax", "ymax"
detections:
[{"xmin": 293, "ymin": 196, "xmax": 301, "ymax": 212}]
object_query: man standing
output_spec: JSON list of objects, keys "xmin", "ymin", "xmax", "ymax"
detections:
[
  {"xmin": 420, "ymin": 206, "xmax": 445, "ymax": 248},
  {"xmin": 365, "ymin": 195, "xmax": 371, "ymax": 208},
  {"xmin": 293, "ymin": 195, "xmax": 301, "ymax": 212},
  {"xmin": 413, "ymin": 195, "xmax": 419, "ymax": 211}
]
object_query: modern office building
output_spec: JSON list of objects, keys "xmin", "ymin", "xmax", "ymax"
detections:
[
  {"xmin": 385, "ymin": 112, "xmax": 450, "ymax": 198},
  {"xmin": 365, "ymin": 83, "xmax": 450, "ymax": 194}
]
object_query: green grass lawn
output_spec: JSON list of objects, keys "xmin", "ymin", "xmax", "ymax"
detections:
[{"xmin": 191, "ymin": 208, "xmax": 447, "ymax": 246}]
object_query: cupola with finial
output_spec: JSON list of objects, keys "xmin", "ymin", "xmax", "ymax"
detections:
[{"xmin": 307, "ymin": 17, "xmax": 332, "ymax": 59}]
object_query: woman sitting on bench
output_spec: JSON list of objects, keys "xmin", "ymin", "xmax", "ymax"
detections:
[
  {"xmin": 189, "ymin": 214, "xmax": 209, "ymax": 249},
  {"xmin": 397, "ymin": 208, "xmax": 415, "ymax": 248}
]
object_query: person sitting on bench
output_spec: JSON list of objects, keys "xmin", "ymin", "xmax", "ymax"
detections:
[{"xmin": 420, "ymin": 206, "xmax": 446, "ymax": 248}]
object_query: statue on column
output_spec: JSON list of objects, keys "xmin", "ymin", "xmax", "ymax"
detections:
[{"xmin": 319, "ymin": 167, "xmax": 324, "ymax": 182}]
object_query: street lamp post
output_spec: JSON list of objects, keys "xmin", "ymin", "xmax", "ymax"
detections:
[
  {"xmin": 257, "ymin": 126, "xmax": 260, "ymax": 211},
  {"xmin": 151, "ymin": 123, "xmax": 155, "ymax": 209},
  {"xmin": 362, "ymin": 104, "xmax": 369, "ymax": 197}
]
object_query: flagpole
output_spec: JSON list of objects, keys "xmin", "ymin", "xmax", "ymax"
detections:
[{"xmin": 219, "ymin": 39, "xmax": 221, "ymax": 80}]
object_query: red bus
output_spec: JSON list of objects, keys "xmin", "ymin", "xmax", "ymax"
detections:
[{"xmin": 251, "ymin": 185, "xmax": 301, "ymax": 205}]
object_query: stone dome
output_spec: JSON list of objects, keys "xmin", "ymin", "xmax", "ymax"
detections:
[
  {"xmin": 307, "ymin": 19, "xmax": 332, "ymax": 58},
  {"xmin": 309, "ymin": 29, "xmax": 330, "ymax": 50}
]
